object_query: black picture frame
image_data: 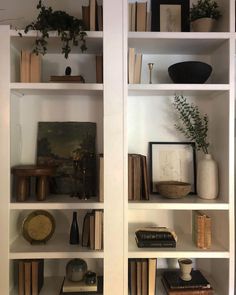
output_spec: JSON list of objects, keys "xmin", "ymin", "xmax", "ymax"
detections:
[
  {"xmin": 151, "ymin": 0, "xmax": 190, "ymax": 32},
  {"xmin": 149, "ymin": 142, "xmax": 196, "ymax": 194}
]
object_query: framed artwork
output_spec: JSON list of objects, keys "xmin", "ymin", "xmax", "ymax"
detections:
[
  {"xmin": 149, "ymin": 142, "xmax": 196, "ymax": 194},
  {"xmin": 151, "ymin": 0, "xmax": 190, "ymax": 32},
  {"xmin": 37, "ymin": 122, "xmax": 96, "ymax": 198}
]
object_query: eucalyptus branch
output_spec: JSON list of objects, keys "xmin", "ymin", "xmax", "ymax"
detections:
[{"xmin": 173, "ymin": 95, "xmax": 209, "ymax": 154}]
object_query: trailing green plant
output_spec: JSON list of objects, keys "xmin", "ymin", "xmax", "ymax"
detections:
[
  {"xmin": 19, "ymin": 0, "xmax": 87, "ymax": 58},
  {"xmin": 190, "ymin": 0, "xmax": 221, "ymax": 22},
  {"xmin": 173, "ymin": 95, "xmax": 209, "ymax": 154}
]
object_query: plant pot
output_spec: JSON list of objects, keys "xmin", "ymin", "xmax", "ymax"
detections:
[
  {"xmin": 191, "ymin": 17, "xmax": 215, "ymax": 32},
  {"xmin": 197, "ymin": 154, "xmax": 218, "ymax": 199}
]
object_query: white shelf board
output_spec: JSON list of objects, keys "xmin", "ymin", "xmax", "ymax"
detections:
[
  {"xmin": 128, "ymin": 194, "xmax": 229, "ymax": 210},
  {"xmin": 128, "ymin": 84, "xmax": 230, "ymax": 96},
  {"xmin": 10, "ymin": 83, "xmax": 103, "ymax": 96},
  {"xmin": 11, "ymin": 30, "xmax": 103, "ymax": 54},
  {"xmin": 128, "ymin": 32, "xmax": 229, "ymax": 54},
  {"xmin": 128, "ymin": 233, "xmax": 229, "ymax": 259},
  {"xmin": 10, "ymin": 195, "xmax": 103, "ymax": 210},
  {"xmin": 10, "ymin": 234, "xmax": 103, "ymax": 259}
]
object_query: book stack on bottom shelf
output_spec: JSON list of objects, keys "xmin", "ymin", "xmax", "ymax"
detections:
[
  {"xmin": 59, "ymin": 276, "xmax": 103, "ymax": 295},
  {"xmin": 128, "ymin": 258, "xmax": 157, "ymax": 295},
  {"xmin": 161, "ymin": 270, "xmax": 214, "ymax": 295},
  {"xmin": 17, "ymin": 259, "xmax": 44, "ymax": 295}
]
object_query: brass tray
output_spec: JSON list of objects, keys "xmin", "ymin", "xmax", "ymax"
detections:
[{"xmin": 22, "ymin": 210, "xmax": 55, "ymax": 244}]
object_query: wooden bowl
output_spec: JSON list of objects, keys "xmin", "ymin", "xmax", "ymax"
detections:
[{"xmin": 156, "ymin": 181, "xmax": 191, "ymax": 199}]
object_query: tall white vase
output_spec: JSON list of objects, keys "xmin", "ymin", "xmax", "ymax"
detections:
[{"xmin": 197, "ymin": 154, "xmax": 218, "ymax": 199}]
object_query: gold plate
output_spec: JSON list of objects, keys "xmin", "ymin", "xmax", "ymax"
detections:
[{"xmin": 22, "ymin": 210, "xmax": 55, "ymax": 244}]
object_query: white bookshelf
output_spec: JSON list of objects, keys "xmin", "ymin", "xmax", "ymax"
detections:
[{"xmin": 0, "ymin": 0, "xmax": 234, "ymax": 294}]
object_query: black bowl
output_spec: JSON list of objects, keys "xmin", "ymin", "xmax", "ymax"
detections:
[{"xmin": 168, "ymin": 61, "xmax": 212, "ymax": 84}]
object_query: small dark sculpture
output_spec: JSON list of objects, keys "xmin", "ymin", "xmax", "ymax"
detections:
[{"xmin": 65, "ymin": 66, "xmax": 72, "ymax": 76}]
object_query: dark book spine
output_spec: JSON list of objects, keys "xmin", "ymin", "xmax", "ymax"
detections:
[
  {"xmin": 137, "ymin": 231, "xmax": 174, "ymax": 240},
  {"xmin": 70, "ymin": 211, "xmax": 80, "ymax": 244},
  {"xmin": 137, "ymin": 240, "xmax": 176, "ymax": 248}
]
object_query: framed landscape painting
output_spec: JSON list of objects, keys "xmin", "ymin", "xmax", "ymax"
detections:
[
  {"xmin": 149, "ymin": 142, "xmax": 196, "ymax": 194},
  {"xmin": 37, "ymin": 122, "xmax": 97, "ymax": 198}
]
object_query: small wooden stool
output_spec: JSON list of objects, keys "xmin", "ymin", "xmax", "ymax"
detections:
[{"xmin": 11, "ymin": 165, "xmax": 55, "ymax": 202}]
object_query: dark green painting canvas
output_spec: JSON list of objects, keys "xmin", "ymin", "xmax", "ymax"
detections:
[{"xmin": 37, "ymin": 122, "xmax": 96, "ymax": 197}]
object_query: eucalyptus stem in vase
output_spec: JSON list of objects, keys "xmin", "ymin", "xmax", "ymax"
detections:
[{"xmin": 173, "ymin": 94, "xmax": 218, "ymax": 199}]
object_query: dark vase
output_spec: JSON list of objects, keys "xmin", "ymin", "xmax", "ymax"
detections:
[{"xmin": 70, "ymin": 211, "xmax": 79, "ymax": 244}]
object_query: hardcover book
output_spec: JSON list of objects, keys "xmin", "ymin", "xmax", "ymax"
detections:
[
  {"xmin": 163, "ymin": 270, "xmax": 211, "ymax": 290},
  {"xmin": 59, "ymin": 276, "xmax": 103, "ymax": 294},
  {"xmin": 135, "ymin": 226, "xmax": 177, "ymax": 242},
  {"xmin": 135, "ymin": 237, "xmax": 176, "ymax": 248},
  {"xmin": 62, "ymin": 276, "xmax": 97, "ymax": 292},
  {"xmin": 162, "ymin": 278, "xmax": 214, "ymax": 295}
]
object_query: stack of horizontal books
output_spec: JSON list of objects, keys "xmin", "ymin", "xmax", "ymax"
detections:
[
  {"xmin": 59, "ymin": 276, "xmax": 103, "ymax": 295},
  {"xmin": 135, "ymin": 227, "xmax": 177, "ymax": 248},
  {"xmin": 162, "ymin": 270, "xmax": 214, "ymax": 295},
  {"xmin": 128, "ymin": 258, "xmax": 157, "ymax": 295}
]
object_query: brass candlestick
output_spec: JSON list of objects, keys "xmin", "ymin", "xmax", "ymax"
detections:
[{"xmin": 148, "ymin": 63, "xmax": 154, "ymax": 84}]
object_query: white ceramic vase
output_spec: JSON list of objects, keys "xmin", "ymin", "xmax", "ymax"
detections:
[
  {"xmin": 191, "ymin": 17, "xmax": 215, "ymax": 32},
  {"xmin": 197, "ymin": 154, "xmax": 218, "ymax": 199}
]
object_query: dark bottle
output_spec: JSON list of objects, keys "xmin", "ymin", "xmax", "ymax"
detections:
[{"xmin": 70, "ymin": 211, "xmax": 80, "ymax": 244}]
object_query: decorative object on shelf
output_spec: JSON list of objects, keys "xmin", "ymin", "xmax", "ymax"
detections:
[
  {"xmin": 197, "ymin": 154, "xmax": 218, "ymax": 199},
  {"xmin": 151, "ymin": 0, "xmax": 190, "ymax": 32},
  {"xmin": 37, "ymin": 122, "xmax": 96, "ymax": 198},
  {"xmin": 148, "ymin": 62, "xmax": 154, "ymax": 84},
  {"xmin": 66, "ymin": 259, "xmax": 88, "ymax": 282},
  {"xmin": 149, "ymin": 142, "xmax": 196, "ymax": 194},
  {"xmin": 162, "ymin": 269, "xmax": 213, "ymax": 294},
  {"xmin": 11, "ymin": 165, "xmax": 56, "ymax": 202},
  {"xmin": 84, "ymin": 271, "xmax": 97, "ymax": 285},
  {"xmin": 168, "ymin": 61, "xmax": 212, "ymax": 84},
  {"xmin": 135, "ymin": 226, "xmax": 177, "ymax": 248},
  {"xmin": 190, "ymin": 0, "xmax": 221, "ymax": 32},
  {"xmin": 69, "ymin": 211, "xmax": 80, "ymax": 245},
  {"xmin": 19, "ymin": 0, "xmax": 87, "ymax": 58},
  {"xmin": 50, "ymin": 66, "xmax": 85, "ymax": 83},
  {"xmin": 22, "ymin": 210, "xmax": 55, "ymax": 244},
  {"xmin": 173, "ymin": 95, "xmax": 219, "ymax": 199},
  {"xmin": 156, "ymin": 180, "xmax": 191, "ymax": 198},
  {"xmin": 178, "ymin": 258, "xmax": 193, "ymax": 281}
]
